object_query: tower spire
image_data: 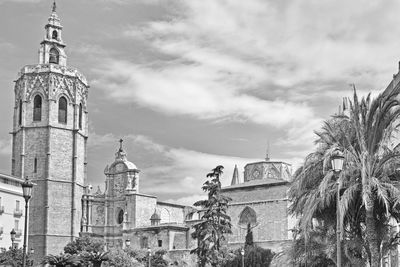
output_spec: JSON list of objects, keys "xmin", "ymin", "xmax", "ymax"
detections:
[
  {"xmin": 52, "ymin": 0, "xmax": 56, "ymax": 13},
  {"xmin": 231, "ymin": 165, "xmax": 239, "ymax": 185}
]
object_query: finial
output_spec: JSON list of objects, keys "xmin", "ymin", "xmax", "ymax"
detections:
[
  {"xmin": 119, "ymin": 138, "xmax": 123, "ymax": 151},
  {"xmin": 52, "ymin": 0, "xmax": 56, "ymax": 13},
  {"xmin": 265, "ymin": 141, "xmax": 270, "ymax": 161}
]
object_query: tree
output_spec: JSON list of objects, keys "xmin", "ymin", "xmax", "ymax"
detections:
[
  {"xmin": 289, "ymin": 87, "xmax": 400, "ymax": 265},
  {"xmin": 64, "ymin": 236, "xmax": 105, "ymax": 254},
  {"xmin": 102, "ymin": 248, "xmax": 142, "ymax": 267},
  {"xmin": 245, "ymin": 223, "xmax": 253, "ymax": 247},
  {"xmin": 42, "ymin": 253, "xmax": 81, "ymax": 267},
  {"xmin": 0, "ymin": 247, "xmax": 33, "ymax": 267},
  {"xmin": 223, "ymin": 246, "xmax": 274, "ymax": 267},
  {"xmin": 191, "ymin": 165, "xmax": 232, "ymax": 267},
  {"xmin": 81, "ymin": 251, "xmax": 109, "ymax": 267}
]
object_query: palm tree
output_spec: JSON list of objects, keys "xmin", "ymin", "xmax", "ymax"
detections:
[
  {"xmin": 81, "ymin": 251, "xmax": 109, "ymax": 267},
  {"xmin": 42, "ymin": 253, "xmax": 81, "ymax": 267},
  {"xmin": 290, "ymin": 87, "xmax": 400, "ymax": 265}
]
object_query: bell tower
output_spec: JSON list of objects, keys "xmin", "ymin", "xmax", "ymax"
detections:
[{"xmin": 11, "ymin": 1, "xmax": 89, "ymax": 260}]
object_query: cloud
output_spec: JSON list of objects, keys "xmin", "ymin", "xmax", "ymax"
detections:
[
  {"xmin": 92, "ymin": 59, "xmax": 315, "ymax": 128},
  {"xmin": 0, "ymin": 138, "xmax": 11, "ymax": 155},
  {"xmin": 0, "ymin": 0, "xmax": 42, "ymax": 3}
]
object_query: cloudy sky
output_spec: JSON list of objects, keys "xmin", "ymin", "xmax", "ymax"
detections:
[{"xmin": 0, "ymin": 0, "xmax": 399, "ymax": 205}]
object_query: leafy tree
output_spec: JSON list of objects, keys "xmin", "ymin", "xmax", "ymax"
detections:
[
  {"xmin": 42, "ymin": 253, "xmax": 81, "ymax": 267},
  {"xmin": 289, "ymin": 87, "xmax": 400, "ymax": 266},
  {"xmin": 245, "ymin": 223, "xmax": 253, "ymax": 247},
  {"xmin": 191, "ymin": 165, "xmax": 232, "ymax": 267},
  {"xmin": 0, "ymin": 247, "xmax": 33, "ymax": 267},
  {"xmin": 102, "ymin": 248, "xmax": 142, "ymax": 267},
  {"xmin": 64, "ymin": 236, "xmax": 105, "ymax": 254}
]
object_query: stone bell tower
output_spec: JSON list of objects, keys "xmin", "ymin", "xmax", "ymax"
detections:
[{"xmin": 11, "ymin": 1, "xmax": 89, "ymax": 260}]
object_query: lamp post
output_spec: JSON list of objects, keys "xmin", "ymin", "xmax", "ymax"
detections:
[
  {"xmin": 21, "ymin": 177, "xmax": 34, "ymax": 267},
  {"xmin": 147, "ymin": 247, "xmax": 151, "ymax": 267},
  {"xmin": 240, "ymin": 247, "xmax": 245, "ymax": 267},
  {"xmin": 331, "ymin": 151, "xmax": 344, "ymax": 267},
  {"xmin": 10, "ymin": 229, "xmax": 16, "ymax": 249}
]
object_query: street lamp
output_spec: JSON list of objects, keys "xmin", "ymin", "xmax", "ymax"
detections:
[
  {"xmin": 147, "ymin": 247, "xmax": 151, "ymax": 267},
  {"xmin": 21, "ymin": 177, "xmax": 34, "ymax": 267},
  {"xmin": 10, "ymin": 229, "xmax": 16, "ymax": 249},
  {"xmin": 240, "ymin": 247, "xmax": 245, "ymax": 267},
  {"xmin": 331, "ymin": 151, "xmax": 344, "ymax": 267}
]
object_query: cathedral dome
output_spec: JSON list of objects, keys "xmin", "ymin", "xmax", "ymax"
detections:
[{"xmin": 150, "ymin": 212, "xmax": 161, "ymax": 221}]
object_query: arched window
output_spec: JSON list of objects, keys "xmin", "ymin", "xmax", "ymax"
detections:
[
  {"xmin": 78, "ymin": 103, "xmax": 83, "ymax": 130},
  {"xmin": 117, "ymin": 209, "xmax": 124, "ymax": 224},
  {"xmin": 238, "ymin": 207, "xmax": 257, "ymax": 227},
  {"xmin": 52, "ymin": 30, "xmax": 58, "ymax": 40},
  {"xmin": 49, "ymin": 48, "xmax": 59, "ymax": 64},
  {"xmin": 58, "ymin": 97, "xmax": 67, "ymax": 123},
  {"xmin": 33, "ymin": 95, "xmax": 42, "ymax": 121},
  {"xmin": 18, "ymin": 100, "xmax": 22, "ymax": 125}
]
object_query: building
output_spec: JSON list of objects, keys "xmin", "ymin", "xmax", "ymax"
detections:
[
  {"xmin": 0, "ymin": 173, "xmax": 25, "ymax": 250},
  {"xmin": 7, "ymin": 3, "xmax": 295, "ymax": 266},
  {"xmin": 11, "ymin": 2, "xmax": 89, "ymax": 262},
  {"xmin": 81, "ymin": 141, "xmax": 197, "ymax": 252},
  {"xmin": 222, "ymin": 157, "xmax": 296, "ymax": 252}
]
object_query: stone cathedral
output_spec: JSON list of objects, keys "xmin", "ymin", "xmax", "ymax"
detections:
[{"xmin": 9, "ymin": 3, "xmax": 295, "ymax": 264}]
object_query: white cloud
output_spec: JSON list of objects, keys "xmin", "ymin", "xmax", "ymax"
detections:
[{"xmin": 0, "ymin": 138, "xmax": 11, "ymax": 155}]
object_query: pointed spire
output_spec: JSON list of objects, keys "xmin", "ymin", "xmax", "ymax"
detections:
[
  {"xmin": 52, "ymin": 0, "xmax": 56, "ymax": 13},
  {"xmin": 265, "ymin": 141, "xmax": 270, "ymax": 161},
  {"xmin": 119, "ymin": 138, "xmax": 124, "ymax": 151},
  {"xmin": 231, "ymin": 165, "xmax": 239, "ymax": 185}
]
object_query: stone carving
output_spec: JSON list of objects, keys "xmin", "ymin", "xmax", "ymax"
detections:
[
  {"xmin": 26, "ymin": 74, "xmax": 49, "ymax": 100},
  {"xmin": 95, "ymin": 206, "xmax": 105, "ymax": 226}
]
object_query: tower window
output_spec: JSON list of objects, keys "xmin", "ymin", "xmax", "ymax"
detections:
[
  {"xmin": 33, "ymin": 95, "xmax": 42, "ymax": 121},
  {"xmin": 79, "ymin": 103, "xmax": 83, "ymax": 130},
  {"xmin": 52, "ymin": 30, "xmax": 58, "ymax": 40},
  {"xmin": 158, "ymin": 240, "xmax": 162, "ymax": 247},
  {"xmin": 18, "ymin": 100, "xmax": 22, "ymax": 125},
  {"xmin": 34, "ymin": 158, "xmax": 37, "ymax": 173},
  {"xmin": 49, "ymin": 47, "xmax": 59, "ymax": 64},
  {"xmin": 58, "ymin": 97, "xmax": 67, "ymax": 124}
]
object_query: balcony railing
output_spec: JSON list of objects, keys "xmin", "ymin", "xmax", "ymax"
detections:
[
  {"xmin": 0, "ymin": 206, "xmax": 4, "ymax": 214},
  {"xmin": 13, "ymin": 209, "xmax": 23, "ymax": 217}
]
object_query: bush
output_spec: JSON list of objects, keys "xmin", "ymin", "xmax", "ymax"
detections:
[
  {"xmin": 223, "ymin": 246, "xmax": 275, "ymax": 267},
  {"xmin": 103, "ymin": 248, "xmax": 142, "ymax": 267},
  {"xmin": 64, "ymin": 236, "xmax": 105, "ymax": 254}
]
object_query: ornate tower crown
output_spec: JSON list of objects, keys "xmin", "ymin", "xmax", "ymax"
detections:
[{"xmin": 38, "ymin": 0, "xmax": 67, "ymax": 66}]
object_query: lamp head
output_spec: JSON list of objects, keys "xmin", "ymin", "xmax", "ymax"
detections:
[
  {"xmin": 21, "ymin": 177, "xmax": 34, "ymax": 201},
  {"xmin": 125, "ymin": 239, "xmax": 131, "ymax": 247},
  {"xmin": 10, "ymin": 229, "xmax": 16, "ymax": 241},
  {"xmin": 331, "ymin": 150, "xmax": 345, "ymax": 172}
]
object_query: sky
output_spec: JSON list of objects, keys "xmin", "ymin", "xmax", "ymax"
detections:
[{"xmin": 0, "ymin": 0, "xmax": 399, "ymax": 205}]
